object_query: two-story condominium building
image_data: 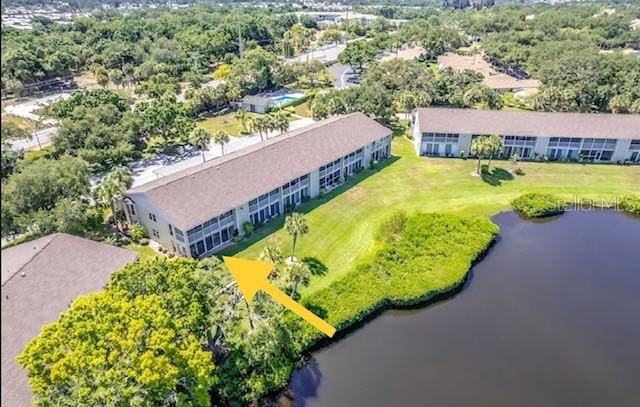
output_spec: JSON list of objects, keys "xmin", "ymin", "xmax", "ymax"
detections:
[
  {"xmin": 412, "ymin": 108, "xmax": 640, "ymax": 163},
  {"xmin": 123, "ymin": 113, "xmax": 392, "ymax": 258}
]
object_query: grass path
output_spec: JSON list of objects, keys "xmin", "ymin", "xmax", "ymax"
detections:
[{"xmin": 230, "ymin": 136, "xmax": 640, "ymax": 295}]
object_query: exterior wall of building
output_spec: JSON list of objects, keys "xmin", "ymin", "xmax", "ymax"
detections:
[
  {"xmin": 459, "ymin": 134, "xmax": 473, "ymax": 157},
  {"xmin": 130, "ymin": 132, "xmax": 393, "ymax": 258},
  {"xmin": 413, "ymin": 120, "xmax": 639, "ymax": 164},
  {"xmin": 309, "ymin": 169, "xmax": 320, "ymax": 198},
  {"xmin": 624, "ymin": 139, "xmax": 640, "ymax": 162},
  {"xmin": 124, "ymin": 194, "xmax": 189, "ymax": 256},
  {"xmin": 534, "ymin": 137, "xmax": 550, "ymax": 157},
  {"xmin": 612, "ymin": 139, "xmax": 631, "ymax": 162},
  {"xmin": 412, "ymin": 114, "xmax": 422, "ymax": 155}
]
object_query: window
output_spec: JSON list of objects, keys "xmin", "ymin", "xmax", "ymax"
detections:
[
  {"xmin": 152, "ymin": 229, "xmax": 160, "ymax": 238},
  {"xmin": 175, "ymin": 228, "xmax": 185, "ymax": 243},
  {"xmin": 169, "ymin": 224, "xmax": 173, "ymax": 236},
  {"xmin": 148, "ymin": 213, "xmax": 157, "ymax": 222},
  {"xmin": 129, "ymin": 204, "xmax": 136, "ymax": 215}
]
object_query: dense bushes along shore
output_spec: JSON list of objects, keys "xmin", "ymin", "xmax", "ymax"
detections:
[
  {"xmin": 511, "ymin": 193, "xmax": 566, "ymax": 218},
  {"xmin": 19, "ymin": 213, "xmax": 498, "ymax": 405},
  {"xmin": 511, "ymin": 193, "xmax": 640, "ymax": 219}
]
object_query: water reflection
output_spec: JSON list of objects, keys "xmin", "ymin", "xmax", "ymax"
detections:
[{"xmin": 289, "ymin": 211, "xmax": 640, "ymax": 407}]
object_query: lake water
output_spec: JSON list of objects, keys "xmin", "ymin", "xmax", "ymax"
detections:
[{"xmin": 288, "ymin": 210, "xmax": 640, "ymax": 407}]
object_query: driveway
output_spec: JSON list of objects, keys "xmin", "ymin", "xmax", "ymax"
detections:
[{"xmin": 329, "ymin": 64, "xmax": 359, "ymax": 89}]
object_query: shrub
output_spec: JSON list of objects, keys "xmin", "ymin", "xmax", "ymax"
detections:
[
  {"xmin": 139, "ymin": 237, "xmax": 150, "ymax": 246},
  {"xmin": 303, "ymin": 213, "xmax": 498, "ymax": 334},
  {"xmin": 375, "ymin": 211, "xmax": 407, "ymax": 243},
  {"xmin": 511, "ymin": 193, "xmax": 565, "ymax": 218},
  {"xmin": 619, "ymin": 194, "xmax": 640, "ymax": 215},
  {"xmin": 129, "ymin": 223, "xmax": 147, "ymax": 242},
  {"xmin": 243, "ymin": 221, "xmax": 255, "ymax": 236}
]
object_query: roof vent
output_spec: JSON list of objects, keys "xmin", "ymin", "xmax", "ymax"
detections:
[{"xmin": 20, "ymin": 271, "xmax": 26, "ymax": 277}]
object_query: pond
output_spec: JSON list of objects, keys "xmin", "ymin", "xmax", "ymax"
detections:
[{"xmin": 288, "ymin": 210, "xmax": 640, "ymax": 406}]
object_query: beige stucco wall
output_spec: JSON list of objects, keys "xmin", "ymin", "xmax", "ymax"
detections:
[
  {"xmin": 125, "ymin": 193, "xmax": 187, "ymax": 255},
  {"xmin": 612, "ymin": 139, "xmax": 631, "ymax": 162}
]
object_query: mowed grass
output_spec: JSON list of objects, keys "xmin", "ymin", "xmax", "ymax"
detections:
[
  {"xmin": 198, "ymin": 109, "xmax": 306, "ymax": 137},
  {"xmin": 197, "ymin": 111, "xmax": 253, "ymax": 137},
  {"xmin": 231, "ymin": 136, "xmax": 640, "ymax": 295}
]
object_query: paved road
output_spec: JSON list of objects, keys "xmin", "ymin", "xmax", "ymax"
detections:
[
  {"xmin": 328, "ymin": 64, "xmax": 359, "ymax": 89},
  {"xmin": 286, "ymin": 43, "xmax": 346, "ymax": 65},
  {"xmin": 5, "ymin": 93, "xmax": 71, "ymax": 122},
  {"xmin": 8, "ymin": 127, "xmax": 58, "ymax": 151}
]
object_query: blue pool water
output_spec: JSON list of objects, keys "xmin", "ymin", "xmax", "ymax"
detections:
[{"xmin": 272, "ymin": 95, "xmax": 300, "ymax": 106}]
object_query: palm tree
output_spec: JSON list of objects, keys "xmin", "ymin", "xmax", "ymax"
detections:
[
  {"xmin": 285, "ymin": 212, "xmax": 309, "ymax": 260},
  {"xmin": 486, "ymin": 135, "xmax": 503, "ymax": 172},
  {"xmin": 95, "ymin": 166, "xmax": 133, "ymax": 230},
  {"xmin": 189, "ymin": 127, "xmax": 212, "ymax": 162},
  {"xmin": 234, "ymin": 108, "xmax": 250, "ymax": 134},
  {"xmin": 250, "ymin": 115, "xmax": 270, "ymax": 141},
  {"xmin": 285, "ymin": 260, "xmax": 311, "ymax": 297},
  {"xmin": 213, "ymin": 129, "xmax": 230, "ymax": 156},
  {"xmin": 470, "ymin": 136, "xmax": 489, "ymax": 175},
  {"xmin": 275, "ymin": 111, "xmax": 290, "ymax": 135},
  {"xmin": 260, "ymin": 246, "xmax": 284, "ymax": 278}
]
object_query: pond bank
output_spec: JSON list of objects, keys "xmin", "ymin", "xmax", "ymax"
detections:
[{"xmin": 285, "ymin": 210, "xmax": 640, "ymax": 406}]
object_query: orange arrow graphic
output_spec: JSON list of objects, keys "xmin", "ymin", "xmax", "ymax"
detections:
[{"xmin": 223, "ymin": 256, "xmax": 336, "ymax": 337}]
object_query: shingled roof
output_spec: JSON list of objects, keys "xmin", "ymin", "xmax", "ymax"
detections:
[
  {"xmin": 1, "ymin": 234, "xmax": 138, "ymax": 407},
  {"xmin": 417, "ymin": 108, "xmax": 640, "ymax": 140},
  {"xmin": 126, "ymin": 113, "xmax": 391, "ymax": 230}
]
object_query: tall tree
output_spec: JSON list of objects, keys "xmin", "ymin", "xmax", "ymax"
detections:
[
  {"xmin": 189, "ymin": 127, "xmax": 212, "ymax": 162},
  {"xmin": 485, "ymin": 135, "xmax": 504, "ymax": 171},
  {"xmin": 213, "ymin": 129, "xmax": 230, "ymax": 156},
  {"xmin": 18, "ymin": 291, "xmax": 215, "ymax": 406},
  {"xmin": 234, "ymin": 108, "xmax": 250, "ymax": 134},
  {"xmin": 259, "ymin": 246, "xmax": 284, "ymax": 279},
  {"xmin": 95, "ymin": 166, "xmax": 133, "ymax": 228},
  {"xmin": 470, "ymin": 136, "xmax": 489, "ymax": 175},
  {"xmin": 284, "ymin": 212, "xmax": 309, "ymax": 260},
  {"xmin": 284, "ymin": 260, "xmax": 311, "ymax": 297}
]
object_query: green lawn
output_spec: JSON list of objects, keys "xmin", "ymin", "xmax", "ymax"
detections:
[
  {"xmin": 226, "ymin": 135, "xmax": 640, "ymax": 296},
  {"xmin": 197, "ymin": 111, "xmax": 254, "ymax": 137},
  {"xmin": 197, "ymin": 109, "xmax": 307, "ymax": 136},
  {"xmin": 126, "ymin": 243, "xmax": 164, "ymax": 261},
  {"xmin": 1, "ymin": 113, "xmax": 35, "ymax": 130}
]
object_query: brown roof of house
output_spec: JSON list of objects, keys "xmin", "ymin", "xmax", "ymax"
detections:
[
  {"xmin": 127, "ymin": 113, "xmax": 391, "ymax": 230},
  {"xmin": 1, "ymin": 234, "xmax": 138, "ymax": 407},
  {"xmin": 417, "ymin": 108, "xmax": 640, "ymax": 140}
]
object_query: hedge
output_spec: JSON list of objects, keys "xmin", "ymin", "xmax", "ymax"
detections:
[
  {"xmin": 511, "ymin": 193, "xmax": 566, "ymax": 218},
  {"xmin": 619, "ymin": 194, "xmax": 640, "ymax": 215}
]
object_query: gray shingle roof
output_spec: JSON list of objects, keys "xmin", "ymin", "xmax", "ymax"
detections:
[
  {"xmin": 127, "ymin": 113, "xmax": 391, "ymax": 230},
  {"xmin": 1, "ymin": 234, "xmax": 138, "ymax": 407},
  {"xmin": 242, "ymin": 95, "xmax": 273, "ymax": 107},
  {"xmin": 417, "ymin": 108, "xmax": 640, "ymax": 140}
]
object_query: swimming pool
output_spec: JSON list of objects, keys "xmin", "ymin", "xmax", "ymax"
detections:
[{"xmin": 271, "ymin": 93, "xmax": 305, "ymax": 106}]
